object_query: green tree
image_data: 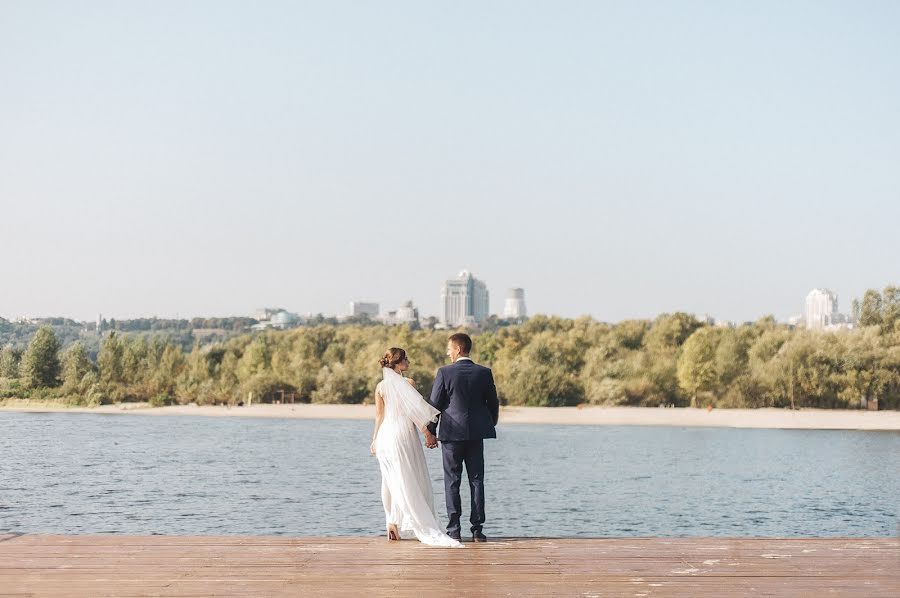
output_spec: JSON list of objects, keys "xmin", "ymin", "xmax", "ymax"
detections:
[
  {"xmin": 98, "ymin": 332, "xmax": 125, "ymax": 386},
  {"xmin": 677, "ymin": 327, "xmax": 721, "ymax": 406},
  {"xmin": 62, "ymin": 342, "xmax": 93, "ymax": 393},
  {"xmin": 644, "ymin": 313, "xmax": 702, "ymax": 351},
  {"xmin": 499, "ymin": 359, "xmax": 583, "ymax": 406},
  {"xmin": 239, "ymin": 372, "xmax": 297, "ymax": 404},
  {"xmin": 185, "ymin": 343, "xmax": 212, "ymax": 385},
  {"xmin": 122, "ymin": 336, "xmax": 149, "ymax": 385},
  {"xmin": 20, "ymin": 326, "xmax": 61, "ymax": 388},
  {"xmin": 0, "ymin": 345, "xmax": 22, "ymax": 378},
  {"xmin": 217, "ymin": 351, "xmax": 241, "ymax": 400},
  {"xmin": 859, "ymin": 289, "xmax": 883, "ymax": 327},
  {"xmin": 881, "ymin": 286, "xmax": 900, "ymax": 332},
  {"xmin": 153, "ymin": 344, "xmax": 186, "ymax": 398},
  {"xmin": 237, "ymin": 336, "xmax": 271, "ymax": 381},
  {"xmin": 494, "ymin": 331, "xmax": 584, "ymax": 406},
  {"xmin": 311, "ymin": 362, "xmax": 368, "ymax": 404},
  {"xmin": 612, "ymin": 320, "xmax": 649, "ymax": 351},
  {"xmin": 714, "ymin": 328, "xmax": 750, "ymax": 388}
]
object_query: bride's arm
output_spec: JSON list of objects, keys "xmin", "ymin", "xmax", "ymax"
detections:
[
  {"xmin": 370, "ymin": 386, "xmax": 385, "ymax": 455},
  {"xmin": 421, "ymin": 424, "xmax": 437, "ymax": 448},
  {"xmin": 404, "ymin": 377, "xmax": 436, "ymax": 444}
]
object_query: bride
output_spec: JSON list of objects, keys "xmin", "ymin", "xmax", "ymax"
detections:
[{"xmin": 370, "ymin": 348, "xmax": 463, "ymax": 548}]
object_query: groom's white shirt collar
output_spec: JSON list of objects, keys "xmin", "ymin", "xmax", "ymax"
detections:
[{"xmin": 456, "ymin": 357, "xmax": 473, "ymax": 362}]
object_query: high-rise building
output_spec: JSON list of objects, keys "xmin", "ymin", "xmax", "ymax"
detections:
[
  {"xmin": 441, "ymin": 270, "xmax": 489, "ymax": 327},
  {"xmin": 349, "ymin": 302, "xmax": 380, "ymax": 319},
  {"xmin": 503, "ymin": 288, "xmax": 527, "ymax": 319},
  {"xmin": 805, "ymin": 288, "xmax": 838, "ymax": 330}
]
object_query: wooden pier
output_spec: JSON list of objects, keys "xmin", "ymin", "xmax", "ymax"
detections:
[{"xmin": 1, "ymin": 534, "xmax": 897, "ymax": 596}]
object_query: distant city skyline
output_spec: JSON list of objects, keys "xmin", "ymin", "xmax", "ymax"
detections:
[
  {"xmin": 2, "ymin": 281, "xmax": 890, "ymax": 326},
  {"xmin": 1, "ymin": 2, "xmax": 898, "ymax": 324}
]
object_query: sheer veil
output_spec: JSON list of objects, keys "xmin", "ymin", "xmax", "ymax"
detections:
[{"xmin": 380, "ymin": 367, "xmax": 440, "ymax": 429}]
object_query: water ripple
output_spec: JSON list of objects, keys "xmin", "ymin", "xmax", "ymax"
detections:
[{"xmin": 0, "ymin": 412, "xmax": 898, "ymax": 537}]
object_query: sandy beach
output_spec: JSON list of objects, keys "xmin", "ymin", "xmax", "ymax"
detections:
[{"xmin": 2, "ymin": 401, "xmax": 899, "ymax": 430}]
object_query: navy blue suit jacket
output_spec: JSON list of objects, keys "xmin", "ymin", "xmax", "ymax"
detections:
[{"xmin": 427, "ymin": 359, "xmax": 499, "ymax": 441}]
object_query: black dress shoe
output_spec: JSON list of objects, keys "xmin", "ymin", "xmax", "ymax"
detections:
[
  {"xmin": 448, "ymin": 532, "xmax": 461, "ymax": 541},
  {"xmin": 472, "ymin": 531, "xmax": 487, "ymax": 543}
]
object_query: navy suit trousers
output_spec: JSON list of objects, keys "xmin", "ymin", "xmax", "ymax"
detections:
[{"xmin": 441, "ymin": 439, "xmax": 485, "ymax": 535}]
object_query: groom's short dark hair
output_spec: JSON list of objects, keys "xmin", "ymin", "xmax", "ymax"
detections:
[{"xmin": 448, "ymin": 333, "xmax": 472, "ymax": 354}]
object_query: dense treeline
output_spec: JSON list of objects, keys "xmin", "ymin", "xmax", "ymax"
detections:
[
  {"xmin": 0, "ymin": 318, "xmax": 88, "ymax": 352},
  {"xmin": 0, "ymin": 315, "xmax": 527, "ymax": 356},
  {"xmin": 2, "ymin": 287, "xmax": 900, "ymax": 410},
  {"xmin": 99, "ymin": 317, "xmax": 259, "ymax": 333},
  {"xmin": 0, "ymin": 316, "xmax": 260, "ymax": 359}
]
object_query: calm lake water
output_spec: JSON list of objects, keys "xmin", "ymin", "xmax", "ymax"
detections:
[{"xmin": 1, "ymin": 412, "xmax": 898, "ymax": 537}]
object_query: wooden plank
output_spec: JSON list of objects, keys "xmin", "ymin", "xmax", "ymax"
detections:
[{"xmin": 0, "ymin": 536, "xmax": 896, "ymax": 597}]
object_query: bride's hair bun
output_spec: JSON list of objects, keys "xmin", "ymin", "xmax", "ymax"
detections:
[{"xmin": 380, "ymin": 347, "xmax": 407, "ymax": 369}]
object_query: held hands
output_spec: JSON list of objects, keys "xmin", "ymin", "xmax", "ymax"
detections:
[{"xmin": 424, "ymin": 430, "xmax": 438, "ymax": 449}]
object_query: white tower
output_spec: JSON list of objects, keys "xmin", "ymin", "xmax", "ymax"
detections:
[{"xmin": 503, "ymin": 288, "xmax": 527, "ymax": 319}]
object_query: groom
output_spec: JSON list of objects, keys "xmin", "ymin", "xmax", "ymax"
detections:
[{"xmin": 426, "ymin": 333, "xmax": 500, "ymax": 542}]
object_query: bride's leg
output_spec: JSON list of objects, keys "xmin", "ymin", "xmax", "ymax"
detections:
[
  {"xmin": 387, "ymin": 523, "xmax": 401, "ymax": 541},
  {"xmin": 382, "ymin": 477, "xmax": 402, "ymax": 540}
]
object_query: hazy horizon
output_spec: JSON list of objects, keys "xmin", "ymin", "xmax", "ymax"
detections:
[
  {"xmin": 0, "ymin": 277, "xmax": 883, "ymax": 323},
  {"xmin": 0, "ymin": 276, "xmax": 884, "ymax": 326},
  {"xmin": 2, "ymin": 1, "xmax": 898, "ymax": 324}
]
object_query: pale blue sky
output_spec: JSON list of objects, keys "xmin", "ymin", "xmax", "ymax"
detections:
[{"xmin": 1, "ymin": 1, "xmax": 898, "ymax": 323}]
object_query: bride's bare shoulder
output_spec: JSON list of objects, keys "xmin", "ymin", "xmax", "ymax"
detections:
[{"xmin": 405, "ymin": 378, "xmax": 416, "ymax": 388}]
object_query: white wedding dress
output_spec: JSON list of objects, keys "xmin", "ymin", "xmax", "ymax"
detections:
[{"xmin": 374, "ymin": 368, "xmax": 463, "ymax": 548}]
